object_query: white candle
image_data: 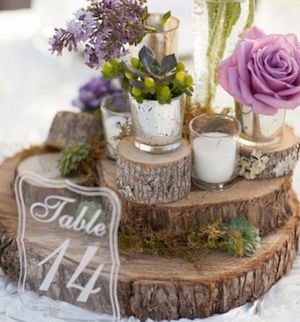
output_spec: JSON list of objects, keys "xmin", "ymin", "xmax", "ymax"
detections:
[
  {"xmin": 192, "ymin": 132, "xmax": 238, "ymax": 184},
  {"xmin": 104, "ymin": 115, "xmax": 131, "ymax": 159}
]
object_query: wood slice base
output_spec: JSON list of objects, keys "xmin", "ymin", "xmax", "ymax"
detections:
[
  {"xmin": 240, "ymin": 127, "xmax": 300, "ymax": 180},
  {"xmin": 16, "ymin": 153, "xmax": 295, "ymax": 237},
  {"xmin": 116, "ymin": 138, "xmax": 192, "ymax": 204},
  {"xmin": 104, "ymin": 157, "xmax": 293, "ymax": 236},
  {"xmin": 0, "ymin": 154, "xmax": 299, "ymax": 320}
]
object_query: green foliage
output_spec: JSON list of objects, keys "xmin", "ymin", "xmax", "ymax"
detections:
[
  {"xmin": 204, "ymin": 0, "xmax": 255, "ymax": 110},
  {"xmin": 58, "ymin": 143, "xmax": 91, "ymax": 177},
  {"xmin": 113, "ymin": 117, "xmax": 132, "ymax": 142},
  {"xmin": 222, "ymin": 217, "xmax": 261, "ymax": 257},
  {"xmin": 158, "ymin": 11, "xmax": 171, "ymax": 30},
  {"xmin": 102, "ymin": 46, "xmax": 194, "ymax": 104},
  {"xmin": 119, "ymin": 217, "xmax": 261, "ymax": 260}
]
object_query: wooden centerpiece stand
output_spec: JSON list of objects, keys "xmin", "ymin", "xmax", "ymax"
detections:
[{"xmin": 0, "ymin": 113, "xmax": 299, "ymax": 321}]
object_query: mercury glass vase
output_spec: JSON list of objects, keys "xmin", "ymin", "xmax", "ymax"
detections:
[
  {"xmin": 129, "ymin": 95, "xmax": 185, "ymax": 153},
  {"xmin": 235, "ymin": 103, "xmax": 286, "ymax": 150},
  {"xmin": 132, "ymin": 13, "xmax": 179, "ymax": 61},
  {"xmin": 193, "ymin": 0, "xmax": 255, "ymax": 112}
]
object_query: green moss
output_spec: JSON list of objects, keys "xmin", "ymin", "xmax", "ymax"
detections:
[{"xmin": 119, "ymin": 217, "xmax": 260, "ymax": 260}]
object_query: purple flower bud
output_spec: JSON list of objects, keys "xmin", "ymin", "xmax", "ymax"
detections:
[{"xmin": 73, "ymin": 76, "xmax": 123, "ymax": 111}]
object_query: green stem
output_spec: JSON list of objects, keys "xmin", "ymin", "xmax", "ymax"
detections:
[{"xmin": 205, "ymin": 0, "xmax": 242, "ymax": 110}]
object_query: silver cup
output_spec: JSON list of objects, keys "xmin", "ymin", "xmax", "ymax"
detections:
[
  {"xmin": 129, "ymin": 95, "xmax": 185, "ymax": 153},
  {"xmin": 235, "ymin": 102, "xmax": 286, "ymax": 150}
]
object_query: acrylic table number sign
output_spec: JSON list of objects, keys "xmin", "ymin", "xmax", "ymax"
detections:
[{"xmin": 13, "ymin": 172, "xmax": 122, "ymax": 322}]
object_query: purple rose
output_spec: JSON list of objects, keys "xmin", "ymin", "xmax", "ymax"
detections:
[{"xmin": 218, "ymin": 26, "xmax": 300, "ymax": 115}]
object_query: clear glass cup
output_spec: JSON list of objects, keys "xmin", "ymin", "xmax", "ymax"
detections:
[
  {"xmin": 189, "ymin": 114, "xmax": 241, "ymax": 191},
  {"xmin": 132, "ymin": 13, "xmax": 180, "ymax": 61},
  {"xmin": 235, "ymin": 103, "xmax": 286, "ymax": 150},
  {"xmin": 101, "ymin": 93, "xmax": 132, "ymax": 160}
]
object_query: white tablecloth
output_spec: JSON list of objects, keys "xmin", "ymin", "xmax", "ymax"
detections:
[{"xmin": 1, "ymin": 3, "xmax": 300, "ymax": 322}]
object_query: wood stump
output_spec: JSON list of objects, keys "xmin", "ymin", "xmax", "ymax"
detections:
[
  {"xmin": 116, "ymin": 138, "xmax": 192, "ymax": 204},
  {"xmin": 240, "ymin": 127, "xmax": 300, "ymax": 179},
  {"xmin": 46, "ymin": 111, "xmax": 102, "ymax": 150},
  {"xmin": 0, "ymin": 155, "xmax": 299, "ymax": 320},
  {"xmin": 0, "ymin": 153, "xmax": 299, "ymax": 320},
  {"xmin": 16, "ymin": 153, "xmax": 295, "ymax": 236},
  {"xmin": 103, "ymin": 157, "xmax": 293, "ymax": 236}
]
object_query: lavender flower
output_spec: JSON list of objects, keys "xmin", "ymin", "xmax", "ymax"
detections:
[
  {"xmin": 73, "ymin": 77, "xmax": 122, "ymax": 111},
  {"xmin": 49, "ymin": 0, "xmax": 147, "ymax": 69}
]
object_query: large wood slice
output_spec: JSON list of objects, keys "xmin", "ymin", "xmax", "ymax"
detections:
[
  {"xmin": 104, "ymin": 157, "xmax": 293, "ymax": 236},
  {"xmin": 46, "ymin": 111, "xmax": 102, "ymax": 150},
  {"xmin": 116, "ymin": 138, "xmax": 192, "ymax": 204},
  {"xmin": 240, "ymin": 127, "xmax": 300, "ymax": 180},
  {"xmin": 0, "ymin": 154, "xmax": 299, "ymax": 320},
  {"xmin": 16, "ymin": 153, "xmax": 294, "ymax": 237}
]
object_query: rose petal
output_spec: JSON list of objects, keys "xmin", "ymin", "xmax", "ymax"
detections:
[
  {"xmin": 239, "ymin": 77, "xmax": 254, "ymax": 106},
  {"xmin": 248, "ymin": 59, "xmax": 275, "ymax": 94},
  {"xmin": 236, "ymin": 40, "xmax": 253, "ymax": 83},
  {"xmin": 227, "ymin": 67, "xmax": 243, "ymax": 103},
  {"xmin": 218, "ymin": 57, "xmax": 234, "ymax": 92},
  {"xmin": 243, "ymin": 26, "xmax": 266, "ymax": 40},
  {"xmin": 255, "ymin": 93, "xmax": 300, "ymax": 109},
  {"xmin": 251, "ymin": 98, "xmax": 278, "ymax": 115},
  {"xmin": 277, "ymin": 85, "xmax": 300, "ymax": 96}
]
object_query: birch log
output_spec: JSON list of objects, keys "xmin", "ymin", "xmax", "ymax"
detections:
[
  {"xmin": 116, "ymin": 138, "xmax": 192, "ymax": 204},
  {"xmin": 240, "ymin": 127, "xmax": 300, "ymax": 179}
]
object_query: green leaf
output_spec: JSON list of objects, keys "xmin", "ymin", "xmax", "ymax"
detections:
[
  {"xmin": 159, "ymin": 11, "xmax": 171, "ymax": 29},
  {"xmin": 160, "ymin": 54, "xmax": 177, "ymax": 74},
  {"xmin": 139, "ymin": 46, "xmax": 161, "ymax": 75}
]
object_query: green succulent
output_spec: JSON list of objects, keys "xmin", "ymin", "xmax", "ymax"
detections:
[
  {"xmin": 58, "ymin": 143, "xmax": 91, "ymax": 177},
  {"xmin": 222, "ymin": 217, "xmax": 261, "ymax": 257},
  {"xmin": 102, "ymin": 46, "xmax": 194, "ymax": 104}
]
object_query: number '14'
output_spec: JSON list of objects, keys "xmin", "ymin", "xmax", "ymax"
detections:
[{"xmin": 38, "ymin": 239, "xmax": 104, "ymax": 303}]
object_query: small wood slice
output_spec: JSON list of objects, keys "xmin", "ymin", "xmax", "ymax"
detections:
[
  {"xmin": 116, "ymin": 138, "xmax": 192, "ymax": 204},
  {"xmin": 0, "ymin": 154, "xmax": 299, "ymax": 320},
  {"xmin": 46, "ymin": 111, "xmax": 101, "ymax": 150},
  {"xmin": 103, "ymin": 157, "xmax": 293, "ymax": 236},
  {"xmin": 240, "ymin": 127, "xmax": 300, "ymax": 179}
]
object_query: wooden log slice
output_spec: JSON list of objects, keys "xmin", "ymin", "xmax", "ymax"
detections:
[
  {"xmin": 116, "ymin": 137, "xmax": 192, "ymax": 204},
  {"xmin": 240, "ymin": 127, "xmax": 300, "ymax": 180},
  {"xmin": 46, "ymin": 111, "xmax": 102, "ymax": 150},
  {"xmin": 16, "ymin": 153, "xmax": 294, "ymax": 237},
  {"xmin": 0, "ymin": 155, "xmax": 299, "ymax": 320},
  {"xmin": 103, "ymin": 157, "xmax": 293, "ymax": 236}
]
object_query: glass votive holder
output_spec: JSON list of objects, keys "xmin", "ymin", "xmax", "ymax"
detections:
[
  {"xmin": 101, "ymin": 93, "xmax": 132, "ymax": 160},
  {"xmin": 132, "ymin": 14, "xmax": 180, "ymax": 62},
  {"xmin": 189, "ymin": 114, "xmax": 241, "ymax": 191}
]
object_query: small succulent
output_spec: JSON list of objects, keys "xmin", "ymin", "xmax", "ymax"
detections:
[
  {"xmin": 222, "ymin": 217, "xmax": 261, "ymax": 257},
  {"xmin": 58, "ymin": 143, "xmax": 91, "ymax": 177},
  {"xmin": 102, "ymin": 46, "xmax": 194, "ymax": 104}
]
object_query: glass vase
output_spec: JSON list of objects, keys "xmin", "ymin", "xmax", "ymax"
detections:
[
  {"xmin": 132, "ymin": 13, "xmax": 179, "ymax": 61},
  {"xmin": 101, "ymin": 93, "xmax": 132, "ymax": 160},
  {"xmin": 235, "ymin": 103, "xmax": 286, "ymax": 150},
  {"xmin": 193, "ymin": 0, "xmax": 255, "ymax": 112},
  {"xmin": 129, "ymin": 94, "xmax": 185, "ymax": 154}
]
